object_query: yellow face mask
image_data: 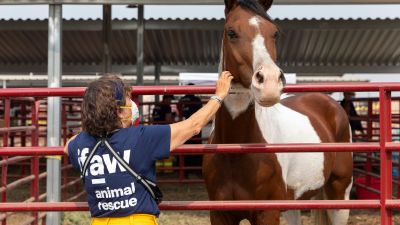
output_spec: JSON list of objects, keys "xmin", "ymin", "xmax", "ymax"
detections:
[{"xmin": 120, "ymin": 100, "xmax": 139, "ymax": 124}]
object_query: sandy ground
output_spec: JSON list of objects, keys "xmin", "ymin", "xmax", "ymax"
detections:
[
  {"xmin": 3, "ymin": 164, "xmax": 400, "ymax": 225},
  {"xmin": 6, "ymin": 183, "xmax": 400, "ymax": 225}
]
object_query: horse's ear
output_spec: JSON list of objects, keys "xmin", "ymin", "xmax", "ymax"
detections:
[
  {"xmin": 258, "ymin": 0, "xmax": 273, "ymax": 11},
  {"xmin": 224, "ymin": 0, "xmax": 237, "ymax": 15}
]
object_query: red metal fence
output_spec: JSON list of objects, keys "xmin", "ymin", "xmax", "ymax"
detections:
[
  {"xmin": 1, "ymin": 83, "xmax": 400, "ymax": 225},
  {"xmin": 0, "ymin": 96, "xmax": 85, "ymax": 225}
]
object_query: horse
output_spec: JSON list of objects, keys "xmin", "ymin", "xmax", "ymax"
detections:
[{"xmin": 202, "ymin": 0, "xmax": 353, "ymax": 225}]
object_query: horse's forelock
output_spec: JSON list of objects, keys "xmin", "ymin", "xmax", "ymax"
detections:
[{"xmin": 237, "ymin": 0, "xmax": 272, "ymax": 22}]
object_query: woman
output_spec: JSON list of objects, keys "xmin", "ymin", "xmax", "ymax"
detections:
[{"xmin": 64, "ymin": 72, "xmax": 233, "ymax": 225}]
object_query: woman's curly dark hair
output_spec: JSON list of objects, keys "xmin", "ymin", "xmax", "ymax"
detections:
[{"xmin": 82, "ymin": 74, "xmax": 131, "ymax": 137}]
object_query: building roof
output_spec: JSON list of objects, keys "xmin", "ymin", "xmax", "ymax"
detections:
[
  {"xmin": 1, "ymin": 0, "xmax": 400, "ymax": 4},
  {"xmin": 0, "ymin": 18, "xmax": 399, "ymax": 75}
]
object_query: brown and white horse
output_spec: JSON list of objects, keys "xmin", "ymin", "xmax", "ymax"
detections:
[{"xmin": 203, "ymin": 0, "xmax": 353, "ymax": 225}]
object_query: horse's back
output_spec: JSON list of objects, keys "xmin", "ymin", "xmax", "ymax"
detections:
[{"xmin": 281, "ymin": 92, "xmax": 351, "ymax": 143}]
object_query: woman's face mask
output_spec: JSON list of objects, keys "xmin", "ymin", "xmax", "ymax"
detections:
[{"xmin": 120, "ymin": 100, "xmax": 140, "ymax": 125}]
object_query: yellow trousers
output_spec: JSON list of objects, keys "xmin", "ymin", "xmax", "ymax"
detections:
[{"xmin": 91, "ymin": 214, "xmax": 158, "ymax": 225}]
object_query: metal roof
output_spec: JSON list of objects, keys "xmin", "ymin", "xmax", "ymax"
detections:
[
  {"xmin": 0, "ymin": 74, "xmax": 369, "ymax": 88},
  {"xmin": 0, "ymin": 18, "xmax": 399, "ymax": 75},
  {"xmin": 0, "ymin": 74, "xmax": 181, "ymax": 87},
  {"xmin": 1, "ymin": 0, "xmax": 400, "ymax": 4}
]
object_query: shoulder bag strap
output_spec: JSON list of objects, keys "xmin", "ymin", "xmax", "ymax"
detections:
[
  {"xmin": 103, "ymin": 139, "xmax": 157, "ymax": 199},
  {"xmin": 81, "ymin": 140, "xmax": 102, "ymax": 183}
]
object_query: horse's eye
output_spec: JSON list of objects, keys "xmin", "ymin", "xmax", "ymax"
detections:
[
  {"xmin": 227, "ymin": 29, "xmax": 238, "ymax": 40},
  {"xmin": 273, "ymin": 31, "xmax": 279, "ymax": 39}
]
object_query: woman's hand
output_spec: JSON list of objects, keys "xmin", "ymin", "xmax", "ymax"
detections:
[
  {"xmin": 63, "ymin": 134, "xmax": 78, "ymax": 155},
  {"xmin": 215, "ymin": 71, "xmax": 233, "ymax": 100}
]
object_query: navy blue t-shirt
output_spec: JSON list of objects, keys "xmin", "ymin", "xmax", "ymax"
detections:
[{"xmin": 68, "ymin": 125, "xmax": 170, "ymax": 217}]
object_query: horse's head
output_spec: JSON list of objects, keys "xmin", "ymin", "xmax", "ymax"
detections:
[{"xmin": 223, "ymin": 0, "xmax": 284, "ymax": 107}]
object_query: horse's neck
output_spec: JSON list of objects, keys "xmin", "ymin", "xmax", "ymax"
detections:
[{"xmin": 213, "ymin": 104, "xmax": 265, "ymax": 144}]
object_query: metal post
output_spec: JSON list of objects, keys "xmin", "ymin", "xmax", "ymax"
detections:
[
  {"xmin": 31, "ymin": 100, "xmax": 39, "ymax": 225},
  {"xmin": 136, "ymin": 4, "xmax": 144, "ymax": 117},
  {"xmin": 379, "ymin": 88, "xmax": 392, "ymax": 225},
  {"xmin": 102, "ymin": 4, "xmax": 112, "ymax": 74},
  {"xmin": 398, "ymin": 99, "xmax": 400, "ymax": 197},
  {"xmin": 21, "ymin": 103, "xmax": 26, "ymax": 147},
  {"xmin": 136, "ymin": 4, "xmax": 144, "ymax": 86},
  {"xmin": 1, "ymin": 99, "xmax": 10, "ymax": 147},
  {"xmin": 61, "ymin": 104, "xmax": 68, "ymax": 201},
  {"xmin": 155, "ymin": 63, "xmax": 160, "ymax": 103},
  {"xmin": 46, "ymin": 4, "xmax": 62, "ymax": 225},
  {"xmin": 367, "ymin": 100, "xmax": 373, "ymax": 141},
  {"xmin": 1, "ymin": 99, "xmax": 10, "ymax": 225},
  {"xmin": 365, "ymin": 100, "xmax": 373, "ymax": 187},
  {"xmin": 62, "ymin": 104, "xmax": 67, "ymax": 145}
]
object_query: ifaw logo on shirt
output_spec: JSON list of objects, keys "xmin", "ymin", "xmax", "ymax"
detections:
[{"xmin": 78, "ymin": 148, "xmax": 131, "ymax": 184}]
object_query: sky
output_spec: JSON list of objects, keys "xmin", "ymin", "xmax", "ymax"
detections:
[{"xmin": 0, "ymin": 4, "xmax": 400, "ymax": 20}]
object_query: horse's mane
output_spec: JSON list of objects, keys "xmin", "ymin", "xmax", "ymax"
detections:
[{"xmin": 237, "ymin": 0, "xmax": 273, "ymax": 22}]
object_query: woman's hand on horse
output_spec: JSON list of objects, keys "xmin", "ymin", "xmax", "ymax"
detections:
[{"xmin": 215, "ymin": 71, "xmax": 233, "ymax": 100}]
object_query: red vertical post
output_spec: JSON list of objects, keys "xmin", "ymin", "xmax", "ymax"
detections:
[
  {"xmin": 30, "ymin": 100, "xmax": 39, "ymax": 225},
  {"xmin": 19, "ymin": 102, "xmax": 27, "ymax": 179},
  {"xmin": 31, "ymin": 100, "xmax": 40, "ymax": 147},
  {"xmin": 21, "ymin": 102, "xmax": 27, "ymax": 147},
  {"xmin": 398, "ymin": 153, "xmax": 400, "ymax": 199},
  {"xmin": 367, "ymin": 100, "xmax": 373, "ymax": 141},
  {"xmin": 179, "ymin": 155, "xmax": 185, "ymax": 181},
  {"xmin": 366, "ymin": 100, "xmax": 373, "ymax": 186},
  {"xmin": 398, "ymin": 99, "xmax": 400, "ymax": 197},
  {"xmin": 62, "ymin": 102, "xmax": 67, "ymax": 145},
  {"xmin": 177, "ymin": 100, "xmax": 184, "ymax": 179},
  {"xmin": 365, "ymin": 99, "xmax": 373, "ymax": 187},
  {"xmin": 1, "ymin": 98, "xmax": 10, "ymax": 225},
  {"xmin": 61, "ymin": 102, "xmax": 68, "ymax": 200},
  {"xmin": 42, "ymin": 101, "xmax": 47, "ymax": 146},
  {"xmin": 2, "ymin": 99, "xmax": 10, "ymax": 147},
  {"xmin": 379, "ymin": 88, "xmax": 392, "ymax": 225},
  {"xmin": 62, "ymin": 156, "xmax": 68, "ymax": 201}
]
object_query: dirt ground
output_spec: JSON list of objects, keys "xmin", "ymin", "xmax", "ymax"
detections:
[
  {"xmin": 6, "ymin": 183, "xmax": 400, "ymax": 225},
  {"xmin": 158, "ymin": 183, "xmax": 400, "ymax": 225}
]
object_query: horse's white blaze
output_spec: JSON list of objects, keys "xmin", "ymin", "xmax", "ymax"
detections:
[
  {"xmin": 249, "ymin": 17, "xmax": 260, "ymax": 29},
  {"xmin": 255, "ymin": 102, "xmax": 325, "ymax": 199},
  {"xmin": 251, "ymin": 36, "xmax": 277, "ymax": 73},
  {"xmin": 249, "ymin": 16, "xmax": 277, "ymax": 72},
  {"xmin": 223, "ymin": 83, "xmax": 253, "ymax": 119}
]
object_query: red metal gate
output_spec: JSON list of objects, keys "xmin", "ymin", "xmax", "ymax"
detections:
[{"xmin": 0, "ymin": 82, "xmax": 399, "ymax": 225}]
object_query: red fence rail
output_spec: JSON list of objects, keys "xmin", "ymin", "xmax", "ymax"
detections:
[
  {"xmin": 0, "ymin": 200, "xmax": 385, "ymax": 211},
  {"xmin": 1, "ymin": 83, "xmax": 400, "ymax": 225},
  {"xmin": 0, "ymin": 143, "xmax": 386, "ymax": 155},
  {"xmin": 0, "ymin": 82, "xmax": 399, "ymax": 97}
]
